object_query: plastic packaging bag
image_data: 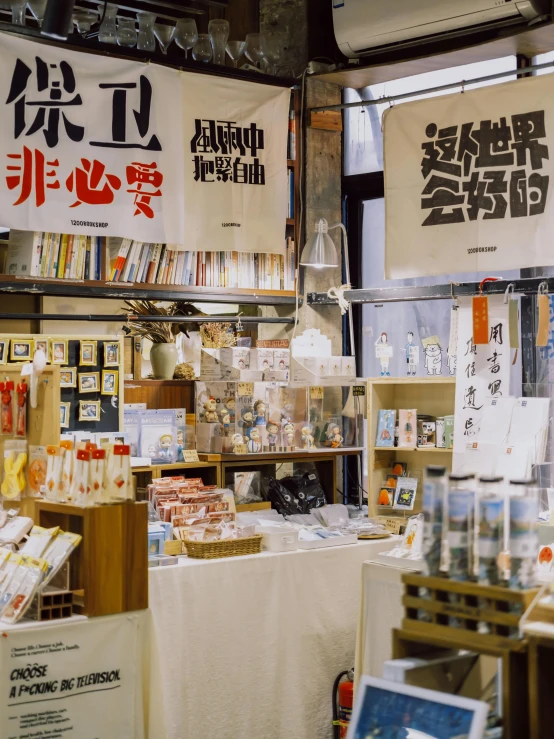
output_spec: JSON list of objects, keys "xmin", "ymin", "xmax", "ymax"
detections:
[
  {"xmin": 261, "ymin": 476, "xmax": 302, "ymax": 516},
  {"xmin": 279, "ymin": 472, "xmax": 327, "ymax": 513}
]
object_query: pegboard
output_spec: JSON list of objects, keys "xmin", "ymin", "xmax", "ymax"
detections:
[{"xmin": 0, "ymin": 334, "xmax": 124, "ymax": 433}]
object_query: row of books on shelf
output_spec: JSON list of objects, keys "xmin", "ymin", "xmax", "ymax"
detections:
[
  {"xmin": 7, "ymin": 230, "xmax": 102, "ymax": 281},
  {"xmin": 108, "ymin": 237, "xmax": 297, "ymax": 290}
]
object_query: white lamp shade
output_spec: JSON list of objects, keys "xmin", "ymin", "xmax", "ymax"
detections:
[{"xmin": 300, "ymin": 220, "xmax": 338, "ymax": 268}]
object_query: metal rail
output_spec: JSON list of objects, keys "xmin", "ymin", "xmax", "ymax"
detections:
[
  {"xmin": 310, "ymin": 59, "xmax": 553, "ymax": 113},
  {"xmin": 0, "ymin": 313, "xmax": 295, "ymax": 324},
  {"xmin": 308, "ymin": 276, "xmax": 553, "ymax": 305}
]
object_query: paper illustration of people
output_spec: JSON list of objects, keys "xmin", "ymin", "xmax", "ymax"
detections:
[
  {"xmin": 375, "ymin": 332, "xmax": 392, "ymax": 376},
  {"xmin": 424, "ymin": 342, "xmax": 442, "ymax": 375},
  {"xmin": 447, "ymin": 346, "xmax": 457, "ymax": 375},
  {"xmin": 405, "ymin": 331, "xmax": 419, "ymax": 376}
]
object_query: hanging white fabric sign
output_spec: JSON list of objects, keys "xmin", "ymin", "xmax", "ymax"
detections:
[
  {"xmin": 0, "ymin": 32, "xmax": 184, "ymax": 244},
  {"xmin": 453, "ymin": 296, "xmax": 510, "ymax": 461},
  {"xmin": 181, "ymin": 72, "xmax": 290, "ymax": 254},
  {"xmin": 384, "ymin": 73, "xmax": 554, "ymax": 278},
  {"xmin": 0, "ymin": 614, "xmax": 139, "ymax": 739}
]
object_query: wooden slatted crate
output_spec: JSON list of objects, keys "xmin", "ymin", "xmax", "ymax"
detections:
[{"xmin": 402, "ymin": 573, "xmax": 539, "ymax": 650}]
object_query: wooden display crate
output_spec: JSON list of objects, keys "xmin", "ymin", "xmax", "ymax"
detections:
[
  {"xmin": 367, "ymin": 378, "xmax": 456, "ymax": 515},
  {"xmin": 402, "ymin": 573, "xmax": 539, "ymax": 649},
  {"xmin": 27, "ymin": 588, "xmax": 73, "ymax": 621},
  {"xmin": 34, "ymin": 500, "xmax": 148, "ymax": 617}
]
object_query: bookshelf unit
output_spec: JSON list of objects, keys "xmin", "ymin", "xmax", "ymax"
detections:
[{"xmin": 367, "ymin": 377, "xmax": 456, "ymax": 516}]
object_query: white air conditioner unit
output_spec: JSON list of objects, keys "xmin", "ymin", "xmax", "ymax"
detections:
[{"xmin": 333, "ymin": 0, "xmax": 549, "ymax": 58}]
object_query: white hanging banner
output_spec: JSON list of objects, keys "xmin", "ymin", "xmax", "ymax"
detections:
[
  {"xmin": 384, "ymin": 73, "xmax": 554, "ymax": 279},
  {"xmin": 453, "ymin": 295, "xmax": 510, "ymax": 460},
  {"xmin": 182, "ymin": 72, "xmax": 290, "ymax": 254},
  {"xmin": 0, "ymin": 32, "xmax": 184, "ymax": 244},
  {"xmin": 0, "ymin": 614, "xmax": 139, "ymax": 739}
]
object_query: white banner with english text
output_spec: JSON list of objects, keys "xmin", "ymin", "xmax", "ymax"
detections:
[
  {"xmin": 182, "ymin": 73, "xmax": 290, "ymax": 254},
  {"xmin": 384, "ymin": 73, "xmax": 554, "ymax": 278},
  {"xmin": 0, "ymin": 614, "xmax": 140, "ymax": 739}
]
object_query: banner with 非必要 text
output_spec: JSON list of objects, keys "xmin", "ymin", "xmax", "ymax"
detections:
[
  {"xmin": 384, "ymin": 72, "xmax": 554, "ymax": 278},
  {"xmin": 0, "ymin": 32, "xmax": 184, "ymax": 245},
  {"xmin": 0, "ymin": 32, "xmax": 289, "ymax": 254}
]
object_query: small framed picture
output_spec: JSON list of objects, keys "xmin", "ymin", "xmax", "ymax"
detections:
[
  {"xmin": 33, "ymin": 338, "xmax": 50, "ymax": 362},
  {"xmin": 0, "ymin": 339, "xmax": 9, "ymax": 364},
  {"xmin": 60, "ymin": 402, "xmax": 71, "ymax": 428},
  {"xmin": 78, "ymin": 372, "xmax": 100, "ymax": 393},
  {"xmin": 104, "ymin": 342, "xmax": 120, "ymax": 367},
  {"xmin": 51, "ymin": 340, "xmax": 68, "ymax": 365},
  {"xmin": 101, "ymin": 370, "xmax": 118, "ymax": 395},
  {"xmin": 393, "ymin": 477, "xmax": 418, "ymax": 511},
  {"xmin": 10, "ymin": 340, "xmax": 32, "ymax": 361},
  {"xmin": 60, "ymin": 367, "xmax": 77, "ymax": 388},
  {"xmin": 79, "ymin": 400, "xmax": 101, "ymax": 422},
  {"xmin": 80, "ymin": 340, "xmax": 97, "ymax": 366}
]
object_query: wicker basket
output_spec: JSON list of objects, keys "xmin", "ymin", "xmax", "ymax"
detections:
[{"xmin": 184, "ymin": 534, "xmax": 263, "ymax": 560}]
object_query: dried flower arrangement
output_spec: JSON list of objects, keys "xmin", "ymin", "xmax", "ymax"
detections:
[
  {"xmin": 123, "ymin": 300, "xmax": 179, "ymax": 344},
  {"xmin": 199, "ymin": 322, "xmax": 236, "ymax": 348}
]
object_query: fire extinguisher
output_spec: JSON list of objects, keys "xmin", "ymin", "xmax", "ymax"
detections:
[{"xmin": 332, "ymin": 669, "xmax": 354, "ymax": 739}]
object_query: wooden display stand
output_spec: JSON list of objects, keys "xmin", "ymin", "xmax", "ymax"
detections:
[
  {"xmin": 34, "ymin": 500, "xmax": 148, "ymax": 617},
  {"xmin": 395, "ymin": 573, "xmax": 539, "ymax": 739},
  {"xmin": 200, "ymin": 448, "xmax": 363, "ymax": 505},
  {"xmin": 367, "ymin": 377, "xmax": 455, "ymax": 515},
  {"xmin": 520, "ymin": 591, "xmax": 554, "ymax": 739}
]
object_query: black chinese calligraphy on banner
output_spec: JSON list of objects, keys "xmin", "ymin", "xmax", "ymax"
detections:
[
  {"xmin": 182, "ymin": 72, "xmax": 289, "ymax": 255},
  {"xmin": 384, "ymin": 73, "xmax": 554, "ymax": 278},
  {"xmin": 453, "ymin": 296, "xmax": 510, "ymax": 466},
  {"xmin": 0, "ymin": 32, "xmax": 184, "ymax": 244}
]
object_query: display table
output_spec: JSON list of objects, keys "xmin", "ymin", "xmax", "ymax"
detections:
[
  {"xmin": 354, "ymin": 559, "xmax": 422, "ymax": 691},
  {"xmin": 147, "ymin": 539, "xmax": 396, "ymax": 739}
]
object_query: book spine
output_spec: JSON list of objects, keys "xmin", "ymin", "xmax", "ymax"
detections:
[
  {"xmin": 65, "ymin": 234, "xmax": 74, "ymax": 280},
  {"xmin": 84, "ymin": 236, "xmax": 91, "ymax": 280},
  {"xmin": 57, "ymin": 233, "xmax": 68, "ymax": 279}
]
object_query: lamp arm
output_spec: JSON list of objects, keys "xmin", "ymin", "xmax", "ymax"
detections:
[{"xmin": 328, "ymin": 222, "xmax": 355, "ymax": 360}]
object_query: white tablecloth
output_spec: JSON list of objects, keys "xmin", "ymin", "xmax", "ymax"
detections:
[
  {"xmin": 354, "ymin": 559, "xmax": 418, "ymax": 691},
  {"xmin": 147, "ymin": 539, "xmax": 395, "ymax": 739}
]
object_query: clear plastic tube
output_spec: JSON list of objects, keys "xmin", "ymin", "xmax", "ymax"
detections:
[{"xmin": 423, "ymin": 465, "xmax": 447, "ymax": 577}]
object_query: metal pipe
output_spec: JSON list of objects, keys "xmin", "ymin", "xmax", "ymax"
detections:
[
  {"xmin": 0, "ymin": 313, "xmax": 295, "ymax": 324},
  {"xmin": 310, "ymin": 59, "xmax": 554, "ymax": 113},
  {"xmin": 308, "ymin": 276, "xmax": 554, "ymax": 305}
]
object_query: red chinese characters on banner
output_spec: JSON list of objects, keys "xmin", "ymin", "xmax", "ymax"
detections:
[
  {"xmin": 126, "ymin": 161, "xmax": 163, "ymax": 219},
  {"xmin": 66, "ymin": 158, "xmax": 121, "ymax": 207},
  {"xmin": 6, "ymin": 146, "xmax": 60, "ymax": 207}
]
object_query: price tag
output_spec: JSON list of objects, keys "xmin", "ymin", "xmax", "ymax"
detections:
[
  {"xmin": 352, "ymin": 385, "xmax": 366, "ymax": 397},
  {"xmin": 184, "ymin": 450, "xmax": 200, "ymax": 463},
  {"xmin": 378, "ymin": 517, "xmax": 403, "ymax": 535},
  {"xmin": 238, "ymin": 382, "xmax": 254, "ymax": 397},
  {"xmin": 233, "ymin": 443, "xmax": 248, "ymax": 455},
  {"xmin": 310, "ymin": 386, "xmax": 324, "ymax": 399}
]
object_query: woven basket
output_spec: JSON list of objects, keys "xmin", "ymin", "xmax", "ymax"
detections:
[{"xmin": 184, "ymin": 534, "xmax": 263, "ymax": 560}]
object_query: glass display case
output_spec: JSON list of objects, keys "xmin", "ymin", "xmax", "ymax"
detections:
[{"xmin": 195, "ymin": 381, "xmax": 363, "ymax": 455}]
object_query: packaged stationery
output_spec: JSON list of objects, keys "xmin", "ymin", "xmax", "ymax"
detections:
[
  {"xmin": 44, "ymin": 445, "xmax": 65, "ymax": 502},
  {"xmin": 1, "ymin": 556, "xmax": 48, "ymax": 624},
  {"xmin": 397, "ymin": 409, "xmax": 417, "ymax": 448},
  {"xmin": 375, "ymin": 409, "xmax": 396, "ymax": 448},
  {"xmin": 476, "ymin": 476, "xmax": 504, "ymax": 585},
  {"xmin": 42, "ymin": 531, "xmax": 82, "ymax": 585}
]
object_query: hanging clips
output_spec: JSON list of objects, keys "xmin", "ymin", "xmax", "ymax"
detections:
[
  {"xmin": 236, "ymin": 313, "xmax": 244, "ymax": 333},
  {"xmin": 538, "ymin": 281, "xmax": 549, "ymax": 296},
  {"xmin": 504, "ymin": 283, "xmax": 515, "ymax": 304}
]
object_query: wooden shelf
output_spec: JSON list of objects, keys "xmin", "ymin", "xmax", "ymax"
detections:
[
  {"xmin": 0, "ymin": 274, "xmax": 297, "ymax": 306},
  {"xmin": 315, "ymin": 16, "xmax": 554, "ymax": 89},
  {"xmin": 124, "ymin": 380, "xmax": 194, "ymax": 387},
  {"xmin": 200, "ymin": 447, "xmax": 364, "ymax": 463},
  {"xmin": 367, "ymin": 377, "xmax": 456, "ymax": 515},
  {"xmin": 372, "ymin": 446, "xmax": 453, "ymax": 454}
]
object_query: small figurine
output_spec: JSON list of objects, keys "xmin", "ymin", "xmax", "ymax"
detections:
[
  {"xmin": 176, "ymin": 429, "xmax": 184, "ymax": 462},
  {"xmin": 326, "ymin": 424, "xmax": 343, "ymax": 448},
  {"xmin": 266, "ymin": 419, "xmax": 280, "ymax": 451},
  {"xmin": 253, "ymin": 399, "xmax": 267, "ymax": 426},
  {"xmin": 245, "ymin": 426, "xmax": 261, "ymax": 453},
  {"xmin": 231, "ymin": 433, "xmax": 245, "ymax": 453},
  {"xmin": 223, "ymin": 397, "xmax": 236, "ymax": 421},
  {"xmin": 301, "ymin": 424, "xmax": 315, "ymax": 450},
  {"xmin": 203, "ymin": 396, "xmax": 219, "ymax": 423},
  {"xmin": 158, "ymin": 434, "xmax": 174, "ymax": 460},
  {"xmin": 220, "ymin": 410, "xmax": 231, "ymax": 435},
  {"xmin": 240, "ymin": 407, "xmax": 255, "ymax": 429},
  {"xmin": 283, "ymin": 421, "xmax": 295, "ymax": 449}
]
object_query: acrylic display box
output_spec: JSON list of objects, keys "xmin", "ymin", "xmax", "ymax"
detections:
[{"xmin": 195, "ymin": 381, "xmax": 363, "ymax": 455}]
